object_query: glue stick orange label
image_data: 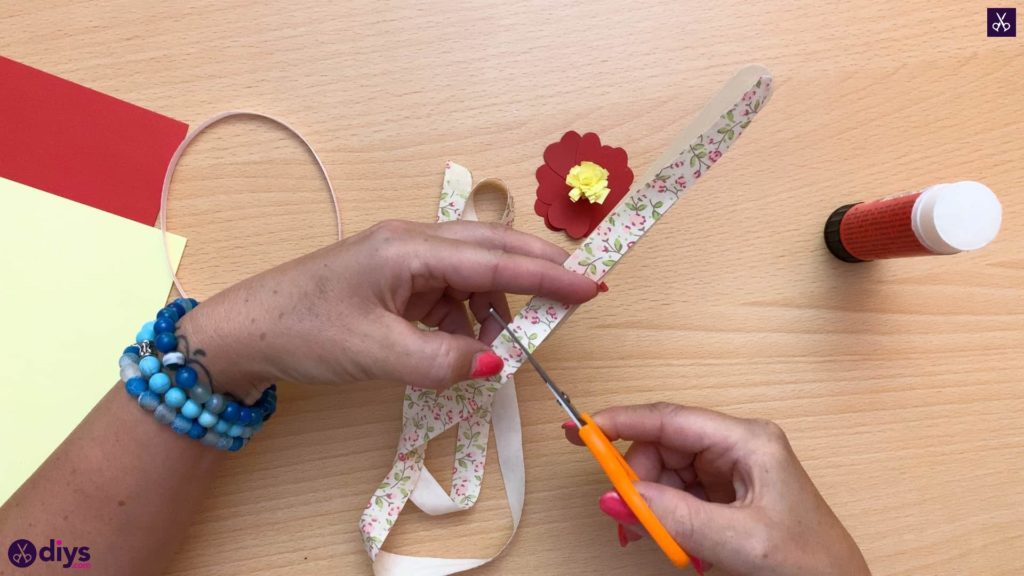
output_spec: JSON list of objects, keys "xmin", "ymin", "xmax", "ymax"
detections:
[
  {"xmin": 836, "ymin": 192, "xmax": 930, "ymax": 261},
  {"xmin": 825, "ymin": 182, "xmax": 1001, "ymax": 263}
]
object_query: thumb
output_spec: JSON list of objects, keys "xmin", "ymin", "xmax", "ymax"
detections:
[
  {"xmin": 634, "ymin": 481, "xmax": 749, "ymax": 566},
  {"xmin": 382, "ymin": 319, "xmax": 505, "ymax": 389}
]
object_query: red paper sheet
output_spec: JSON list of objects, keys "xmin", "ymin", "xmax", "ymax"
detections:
[{"xmin": 0, "ymin": 56, "xmax": 188, "ymax": 225}]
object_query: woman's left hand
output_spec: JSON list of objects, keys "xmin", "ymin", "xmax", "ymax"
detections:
[{"xmin": 176, "ymin": 220, "xmax": 601, "ymax": 401}]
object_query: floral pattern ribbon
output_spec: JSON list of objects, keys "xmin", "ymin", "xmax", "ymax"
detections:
[{"xmin": 361, "ymin": 69, "xmax": 774, "ymax": 571}]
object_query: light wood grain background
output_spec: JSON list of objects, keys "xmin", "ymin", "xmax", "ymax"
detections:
[{"xmin": 5, "ymin": 1, "xmax": 1024, "ymax": 574}]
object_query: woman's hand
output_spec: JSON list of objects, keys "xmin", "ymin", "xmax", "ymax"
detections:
[
  {"xmin": 177, "ymin": 220, "xmax": 601, "ymax": 401},
  {"xmin": 564, "ymin": 403, "xmax": 870, "ymax": 576}
]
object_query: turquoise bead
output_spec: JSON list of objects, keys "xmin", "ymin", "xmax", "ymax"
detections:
[
  {"xmin": 119, "ymin": 363, "xmax": 141, "ymax": 383},
  {"xmin": 188, "ymin": 382, "xmax": 212, "ymax": 404},
  {"xmin": 205, "ymin": 394, "xmax": 226, "ymax": 414},
  {"xmin": 138, "ymin": 355, "xmax": 162, "ymax": 378},
  {"xmin": 216, "ymin": 435, "xmax": 234, "ymax": 451},
  {"xmin": 136, "ymin": 321, "xmax": 156, "ymax": 343},
  {"xmin": 214, "ymin": 420, "xmax": 230, "ymax": 434},
  {"xmin": 148, "ymin": 372, "xmax": 171, "ymax": 394},
  {"xmin": 227, "ymin": 424, "xmax": 244, "ymax": 437},
  {"xmin": 198, "ymin": 410, "xmax": 218, "ymax": 428},
  {"xmin": 153, "ymin": 403, "xmax": 176, "ymax": 425},
  {"xmin": 138, "ymin": 390, "xmax": 161, "ymax": 411},
  {"xmin": 164, "ymin": 387, "xmax": 187, "ymax": 408},
  {"xmin": 181, "ymin": 399, "xmax": 202, "ymax": 419},
  {"xmin": 171, "ymin": 414, "xmax": 192, "ymax": 435}
]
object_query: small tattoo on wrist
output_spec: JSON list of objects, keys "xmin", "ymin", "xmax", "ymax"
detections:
[{"xmin": 178, "ymin": 335, "xmax": 216, "ymax": 389}]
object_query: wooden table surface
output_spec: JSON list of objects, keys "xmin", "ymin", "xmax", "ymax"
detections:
[{"xmin": 7, "ymin": 2, "xmax": 1024, "ymax": 574}]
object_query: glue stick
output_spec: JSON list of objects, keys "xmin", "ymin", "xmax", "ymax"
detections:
[{"xmin": 824, "ymin": 181, "xmax": 1001, "ymax": 262}]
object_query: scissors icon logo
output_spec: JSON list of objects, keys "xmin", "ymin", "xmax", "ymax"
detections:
[
  {"xmin": 993, "ymin": 12, "xmax": 1011, "ymax": 31},
  {"xmin": 987, "ymin": 7, "xmax": 1017, "ymax": 36},
  {"xmin": 7, "ymin": 539, "xmax": 37, "ymax": 567}
]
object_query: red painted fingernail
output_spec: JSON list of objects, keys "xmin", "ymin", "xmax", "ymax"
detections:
[
  {"xmin": 560, "ymin": 420, "xmax": 577, "ymax": 430},
  {"xmin": 597, "ymin": 281, "xmax": 609, "ymax": 293},
  {"xmin": 617, "ymin": 523, "xmax": 629, "ymax": 547},
  {"xmin": 616, "ymin": 523, "xmax": 642, "ymax": 547},
  {"xmin": 470, "ymin": 351, "xmax": 504, "ymax": 379},
  {"xmin": 692, "ymin": 556, "xmax": 706, "ymax": 576},
  {"xmin": 599, "ymin": 491, "xmax": 640, "ymax": 525}
]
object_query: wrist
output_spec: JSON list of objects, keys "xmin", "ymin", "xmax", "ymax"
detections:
[
  {"xmin": 122, "ymin": 298, "xmax": 278, "ymax": 452},
  {"xmin": 175, "ymin": 295, "xmax": 276, "ymax": 405}
]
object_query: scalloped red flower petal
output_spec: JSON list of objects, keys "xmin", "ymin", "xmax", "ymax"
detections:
[{"xmin": 534, "ymin": 131, "xmax": 633, "ymax": 239}]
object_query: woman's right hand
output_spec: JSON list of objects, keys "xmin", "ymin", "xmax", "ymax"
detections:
[{"xmin": 564, "ymin": 403, "xmax": 870, "ymax": 576}]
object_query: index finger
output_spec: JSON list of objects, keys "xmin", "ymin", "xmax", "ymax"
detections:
[
  {"xmin": 429, "ymin": 221, "xmax": 571, "ymax": 266},
  {"xmin": 414, "ymin": 237, "xmax": 599, "ymax": 304},
  {"xmin": 588, "ymin": 403, "xmax": 753, "ymax": 456}
]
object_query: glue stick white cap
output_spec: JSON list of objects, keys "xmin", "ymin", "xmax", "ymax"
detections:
[{"xmin": 911, "ymin": 181, "xmax": 1002, "ymax": 255}]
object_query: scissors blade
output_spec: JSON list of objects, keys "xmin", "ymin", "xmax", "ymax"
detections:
[{"xmin": 487, "ymin": 308, "xmax": 584, "ymax": 427}]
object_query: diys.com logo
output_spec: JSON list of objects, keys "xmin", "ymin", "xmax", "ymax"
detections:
[{"xmin": 7, "ymin": 538, "xmax": 91, "ymax": 569}]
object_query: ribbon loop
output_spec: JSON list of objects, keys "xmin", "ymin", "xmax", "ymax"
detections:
[{"xmin": 361, "ymin": 163, "xmax": 525, "ymax": 571}]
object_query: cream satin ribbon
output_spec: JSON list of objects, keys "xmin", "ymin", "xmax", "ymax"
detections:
[
  {"xmin": 374, "ymin": 164, "xmax": 524, "ymax": 574},
  {"xmin": 363, "ymin": 66, "xmax": 774, "ymax": 574}
]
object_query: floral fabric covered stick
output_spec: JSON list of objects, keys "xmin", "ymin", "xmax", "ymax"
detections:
[{"xmin": 361, "ymin": 67, "xmax": 774, "ymax": 575}]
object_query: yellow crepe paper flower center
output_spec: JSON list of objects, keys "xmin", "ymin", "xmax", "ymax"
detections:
[{"xmin": 566, "ymin": 161, "xmax": 611, "ymax": 204}]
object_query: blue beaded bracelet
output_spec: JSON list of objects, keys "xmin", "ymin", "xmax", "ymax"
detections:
[{"xmin": 119, "ymin": 297, "xmax": 277, "ymax": 452}]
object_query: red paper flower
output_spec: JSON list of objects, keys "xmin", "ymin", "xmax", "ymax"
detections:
[{"xmin": 534, "ymin": 131, "xmax": 633, "ymax": 239}]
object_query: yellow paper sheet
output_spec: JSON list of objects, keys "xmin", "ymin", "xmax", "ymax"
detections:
[{"xmin": 0, "ymin": 177, "xmax": 186, "ymax": 504}]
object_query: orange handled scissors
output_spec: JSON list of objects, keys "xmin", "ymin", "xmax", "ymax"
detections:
[{"xmin": 489, "ymin": 309, "xmax": 690, "ymax": 568}]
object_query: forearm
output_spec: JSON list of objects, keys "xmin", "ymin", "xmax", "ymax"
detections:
[
  {"xmin": 0, "ymin": 221, "xmax": 598, "ymax": 573},
  {"xmin": 0, "ymin": 297, "xmax": 268, "ymax": 575},
  {"xmin": 0, "ymin": 385, "xmax": 224, "ymax": 574}
]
